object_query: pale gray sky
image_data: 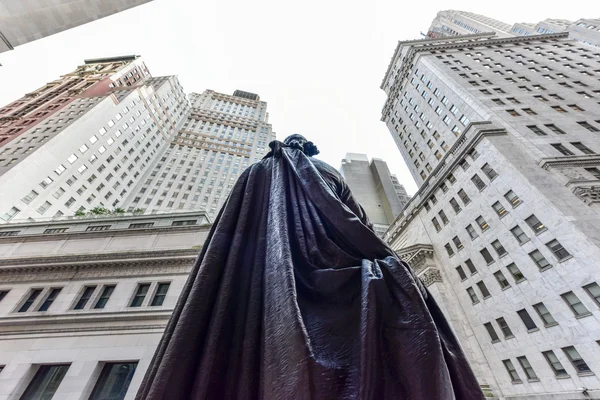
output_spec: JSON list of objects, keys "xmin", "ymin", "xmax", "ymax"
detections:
[{"xmin": 0, "ymin": 0, "xmax": 598, "ymax": 194}]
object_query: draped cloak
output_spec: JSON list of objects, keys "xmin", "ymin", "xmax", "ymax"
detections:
[{"xmin": 135, "ymin": 142, "xmax": 485, "ymax": 400}]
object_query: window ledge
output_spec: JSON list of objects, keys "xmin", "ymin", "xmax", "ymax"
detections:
[
  {"xmin": 515, "ymin": 278, "xmax": 527, "ymax": 284},
  {"xmin": 470, "ymin": 271, "xmax": 479, "ymax": 276},
  {"xmin": 534, "ymin": 228, "xmax": 548, "ymax": 235},
  {"xmin": 461, "ymin": 278, "xmax": 468, "ymax": 282},
  {"xmin": 539, "ymin": 266, "xmax": 553, "ymax": 272},
  {"xmin": 527, "ymin": 328, "xmax": 540, "ymax": 333},
  {"xmin": 499, "ymin": 253, "xmax": 508, "ymax": 259},
  {"xmin": 577, "ymin": 372, "xmax": 595, "ymax": 377},
  {"xmin": 519, "ymin": 239, "xmax": 531, "ymax": 246},
  {"xmin": 512, "ymin": 202, "xmax": 522, "ymax": 209},
  {"xmin": 576, "ymin": 312, "xmax": 593, "ymax": 319},
  {"xmin": 481, "ymin": 227, "xmax": 489, "ymax": 232},
  {"xmin": 527, "ymin": 378, "xmax": 540, "ymax": 383},
  {"xmin": 472, "ymin": 301, "xmax": 480, "ymax": 305},
  {"xmin": 491, "ymin": 339, "xmax": 501, "ymax": 344},
  {"xmin": 505, "ymin": 335, "xmax": 515, "ymax": 340},
  {"xmin": 498, "ymin": 213, "xmax": 508, "ymax": 219},
  {"xmin": 486, "ymin": 261, "xmax": 495, "ymax": 266},
  {"xmin": 556, "ymin": 375, "xmax": 571, "ymax": 380},
  {"xmin": 501, "ymin": 286, "xmax": 512, "ymax": 291},
  {"xmin": 511, "ymin": 380, "xmax": 523, "ymax": 385},
  {"xmin": 544, "ymin": 322, "xmax": 559, "ymax": 328},
  {"xmin": 483, "ymin": 295, "xmax": 492, "ymax": 300},
  {"xmin": 558, "ymin": 255, "xmax": 574, "ymax": 263}
]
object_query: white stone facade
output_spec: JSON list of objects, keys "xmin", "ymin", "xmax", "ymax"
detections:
[
  {"xmin": 0, "ymin": 211, "xmax": 210, "ymax": 399},
  {"xmin": 381, "ymin": 31, "xmax": 600, "ymax": 399}
]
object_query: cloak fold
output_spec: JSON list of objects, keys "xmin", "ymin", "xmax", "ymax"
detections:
[{"xmin": 135, "ymin": 143, "xmax": 484, "ymax": 400}]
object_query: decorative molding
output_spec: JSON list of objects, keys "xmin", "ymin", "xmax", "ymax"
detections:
[
  {"xmin": 572, "ymin": 186, "xmax": 600, "ymax": 206},
  {"xmin": 539, "ymin": 155, "xmax": 600, "ymax": 170},
  {"xmin": 418, "ymin": 267, "xmax": 443, "ymax": 287}
]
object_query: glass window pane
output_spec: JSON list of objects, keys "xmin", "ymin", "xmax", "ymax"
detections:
[
  {"xmin": 517, "ymin": 309, "xmax": 537, "ymax": 330},
  {"xmin": 543, "ymin": 351, "xmax": 568, "ymax": 376},
  {"xmin": 20, "ymin": 364, "xmax": 70, "ymax": 400},
  {"xmin": 130, "ymin": 284, "xmax": 150, "ymax": 307},
  {"xmin": 562, "ymin": 346, "xmax": 591, "ymax": 373},
  {"xmin": 89, "ymin": 362, "xmax": 138, "ymax": 400},
  {"xmin": 517, "ymin": 356, "xmax": 538, "ymax": 380},
  {"xmin": 151, "ymin": 283, "xmax": 170, "ymax": 306},
  {"xmin": 74, "ymin": 286, "xmax": 96, "ymax": 310}
]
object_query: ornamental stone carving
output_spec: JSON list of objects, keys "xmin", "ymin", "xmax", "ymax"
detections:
[{"xmin": 419, "ymin": 268, "xmax": 442, "ymax": 287}]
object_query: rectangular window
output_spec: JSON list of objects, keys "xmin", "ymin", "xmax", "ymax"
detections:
[
  {"xmin": 496, "ymin": 317, "xmax": 513, "ymax": 338},
  {"xmin": 38, "ymin": 288, "xmax": 61, "ymax": 312},
  {"xmin": 471, "ymin": 174, "xmax": 486, "ymax": 190},
  {"xmin": 561, "ymin": 291, "xmax": 590, "ymax": 317},
  {"xmin": 525, "ymin": 215, "xmax": 546, "ymax": 233},
  {"xmin": 465, "ymin": 259, "xmax": 477, "ymax": 274},
  {"xmin": 504, "ymin": 190, "xmax": 521, "ymax": 207},
  {"xmin": 533, "ymin": 302, "xmax": 557, "ymax": 326},
  {"xmin": 571, "ymin": 142, "xmax": 595, "ymax": 155},
  {"xmin": 450, "ymin": 198, "xmax": 461, "ymax": 214},
  {"xmin": 529, "ymin": 250, "xmax": 551, "ymax": 270},
  {"xmin": 517, "ymin": 309, "xmax": 537, "ymax": 331},
  {"xmin": 527, "ymin": 125, "xmax": 546, "ymax": 135},
  {"xmin": 503, "ymin": 359, "xmax": 521, "ymax": 382},
  {"xmin": 543, "ymin": 350, "xmax": 568, "ymax": 377},
  {"xmin": 20, "ymin": 364, "xmax": 70, "ymax": 400},
  {"xmin": 476, "ymin": 216, "xmax": 489, "ymax": 231},
  {"xmin": 562, "ymin": 346, "xmax": 591, "ymax": 373},
  {"xmin": 491, "ymin": 239, "xmax": 507, "ymax": 257},
  {"xmin": 551, "ymin": 143, "xmax": 574, "ymax": 156},
  {"xmin": 74, "ymin": 286, "xmax": 96, "ymax": 310},
  {"xmin": 128, "ymin": 223, "xmax": 154, "ymax": 229},
  {"xmin": 511, "ymin": 225, "xmax": 529, "ymax": 244},
  {"xmin": 445, "ymin": 243, "xmax": 455, "ymax": 257},
  {"xmin": 86, "ymin": 225, "xmax": 111, "ymax": 231},
  {"xmin": 484, "ymin": 322, "xmax": 500, "ymax": 342},
  {"xmin": 22, "ymin": 190, "xmax": 39, "ymax": 204},
  {"xmin": 494, "ymin": 271, "xmax": 510, "ymax": 289},
  {"xmin": 452, "ymin": 236, "xmax": 463, "ymax": 250},
  {"xmin": 583, "ymin": 282, "xmax": 600, "ymax": 306},
  {"xmin": 546, "ymin": 239, "xmax": 571, "ymax": 261},
  {"xmin": 36, "ymin": 201, "xmax": 52, "ymax": 215},
  {"xmin": 18, "ymin": 288, "xmax": 43, "ymax": 312},
  {"xmin": 506, "ymin": 109, "xmax": 521, "ymax": 116},
  {"xmin": 438, "ymin": 210, "xmax": 449, "ymax": 225},
  {"xmin": 466, "ymin": 287, "xmax": 479, "ymax": 304},
  {"xmin": 476, "ymin": 281, "xmax": 491, "ymax": 298},
  {"xmin": 492, "ymin": 201, "xmax": 507, "ymax": 217},
  {"xmin": 432, "ymin": 217, "xmax": 441, "ymax": 232},
  {"xmin": 517, "ymin": 356, "xmax": 538, "ymax": 380},
  {"xmin": 545, "ymin": 124, "xmax": 566, "ymax": 134},
  {"xmin": 456, "ymin": 266, "xmax": 467, "ymax": 280},
  {"xmin": 577, "ymin": 121, "xmax": 600, "ymax": 132},
  {"xmin": 130, "ymin": 283, "xmax": 150, "ymax": 307},
  {"xmin": 89, "ymin": 362, "xmax": 138, "ymax": 400},
  {"xmin": 150, "ymin": 282, "xmax": 170, "ymax": 306},
  {"xmin": 585, "ymin": 167, "xmax": 600, "ymax": 179},
  {"xmin": 94, "ymin": 285, "xmax": 116, "ymax": 309},
  {"xmin": 480, "ymin": 248, "xmax": 494, "ymax": 264},
  {"xmin": 466, "ymin": 224, "xmax": 478, "ymax": 240}
]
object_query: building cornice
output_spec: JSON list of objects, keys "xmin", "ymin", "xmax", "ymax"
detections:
[
  {"xmin": 380, "ymin": 32, "xmax": 570, "ymax": 119},
  {"xmin": 539, "ymin": 155, "xmax": 600, "ymax": 170}
]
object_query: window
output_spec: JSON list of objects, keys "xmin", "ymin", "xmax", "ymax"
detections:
[
  {"xmin": 130, "ymin": 283, "xmax": 150, "ymax": 307},
  {"xmin": 522, "ymin": 108, "xmax": 537, "ymax": 115},
  {"xmin": 562, "ymin": 346, "xmax": 591, "ymax": 374},
  {"xmin": 452, "ymin": 236, "xmax": 463, "ymax": 250},
  {"xmin": 64, "ymin": 197, "xmax": 76, "ymax": 208},
  {"xmin": 577, "ymin": 121, "xmax": 600, "ymax": 132},
  {"xmin": 43, "ymin": 228, "xmax": 67, "ymax": 234},
  {"xmin": 511, "ymin": 226, "xmax": 529, "ymax": 244},
  {"xmin": 517, "ymin": 309, "xmax": 537, "ymax": 331},
  {"xmin": 86, "ymin": 225, "xmax": 111, "ymax": 231},
  {"xmin": 568, "ymin": 104, "xmax": 585, "ymax": 112},
  {"xmin": 480, "ymin": 248, "xmax": 494, "ymax": 264},
  {"xmin": 533, "ymin": 302, "xmax": 557, "ymax": 326},
  {"xmin": 94, "ymin": 285, "xmax": 115, "ymax": 309},
  {"xmin": 74, "ymin": 286, "xmax": 96, "ymax": 310},
  {"xmin": 468, "ymin": 148, "xmax": 479, "ymax": 160},
  {"xmin": 492, "ymin": 98, "xmax": 505, "ymax": 105},
  {"xmin": 21, "ymin": 190, "xmax": 38, "ymax": 204},
  {"xmin": 585, "ymin": 167, "xmax": 600, "ymax": 179},
  {"xmin": 504, "ymin": 190, "xmax": 521, "ymax": 207},
  {"xmin": 546, "ymin": 239, "xmax": 571, "ymax": 261},
  {"xmin": 527, "ymin": 125, "xmax": 546, "ymax": 136},
  {"xmin": 431, "ymin": 217, "xmax": 442, "ymax": 232},
  {"xmin": 466, "ymin": 287, "xmax": 479, "ymax": 304},
  {"xmin": 150, "ymin": 282, "xmax": 170, "ymax": 306},
  {"xmin": 0, "ymin": 290, "xmax": 9, "ymax": 302},
  {"xmin": 466, "ymin": 224, "xmax": 478, "ymax": 240},
  {"xmin": 494, "ymin": 271, "xmax": 510, "ymax": 289},
  {"xmin": 496, "ymin": 317, "xmax": 513, "ymax": 338},
  {"xmin": 506, "ymin": 109, "xmax": 520, "ymax": 117},
  {"xmin": 38, "ymin": 288, "xmax": 61, "ymax": 312},
  {"xmin": 561, "ymin": 291, "xmax": 590, "ymax": 317},
  {"xmin": 571, "ymin": 142, "xmax": 595, "ymax": 155},
  {"xmin": 543, "ymin": 351, "xmax": 568, "ymax": 377},
  {"xmin": 525, "ymin": 215, "xmax": 546, "ymax": 233},
  {"xmin": 492, "ymin": 201, "xmax": 507, "ymax": 217},
  {"xmin": 551, "ymin": 143, "xmax": 574, "ymax": 156},
  {"xmin": 529, "ymin": 250, "xmax": 551, "ymax": 270},
  {"xmin": 449, "ymin": 198, "xmax": 461, "ymax": 214},
  {"xmin": 503, "ymin": 360, "xmax": 521, "ymax": 383},
  {"xmin": 457, "ymin": 189, "xmax": 470, "ymax": 205},
  {"xmin": 491, "ymin": 240, "xmax": 507, "ymax": 257},
  {"xmin": 484, "ymin": 322, "xmax": 500, "ymax": 342},
  {"xmin": 18, "ymin": 289, "xmax": 42, "ymax": 312},
  {"xmin": 67, "ymin": 154, "xmax": 78, "ymax": 164},
  {"xmin": 89, "ymin": 362, "xmax": 138, "ymax": 400},
  {"xmin": 583, "ymin": 282, "xmax": 600, "ymax": 306},
  {"xmin": 465, "ymin": 259, "xmax": 477, "ymax": 274},
  {"xmin": 481, "ymin": 164, "xmax": 497, "ymax": 180},
  {"xmin": 471, "ymin": 174, "xmax": 486, "ymax": 191},
  {"xmin": 517, "ymin": 356, "xmax": 538, "ymax": 380},
  {"xmin": 476, "ymin": 216, "xmax": 489, "ymax": 231},
  {"xmin": 476, "ymin": 281, "xmax": 491, "ymax": 298},
  {"xmin": 445, "ymin": 243, "xmax": 455, "ymax": 257},
  {"xmin": 20, "ymin": 364, "xmax": 70, "ymax": 400},
  {"xmin": 438, "ymin": 210, "xmax": 449, "ymax": 225},
  {"xmin": 128, "ymin": 223, "xmax": 154, "ymax": 229},
  {"xmin": 442, "ymin": 116, "xmax": 451, "ymax": 125},
  {"xmin": 456, "ymin": 266, "xmax": 467, "ymax": 280}
]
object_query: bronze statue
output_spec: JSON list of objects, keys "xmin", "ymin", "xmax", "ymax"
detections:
[{"xmin": 136, "ymin": 134, "xmax": 484, "ymax": 400}]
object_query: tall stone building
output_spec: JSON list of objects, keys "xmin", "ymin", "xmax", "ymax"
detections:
[
  {"xmin": 0, "ymin": 211, "xmax": 210, "ymax": 399},
  {"xmin": 381, "ymin": 26, "xmax": 600, "ymax": 399},
  {"xmin": 339, "ymin": 153, "xmax": 410, "ymax": 234},
  {"xmin": 0, "ymin": 56, "xmax": 189, "ymax": 223},
  {"xmin": 427, "ymin": 10, "xmax": 600, "ymax": 47},
  {"xmin": 126, "ymin": 89, "xmax": 275, "ymax": 220},
  {"xmin": 0, "ymin": 0, "xmax": 153, "ymax": 53}
]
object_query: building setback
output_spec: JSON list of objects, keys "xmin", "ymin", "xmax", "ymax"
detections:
[
  {"xmin": 340, "ymin": 153, "xmax": 410, "ymax": 235},
  {"xmin": 0, "ymin": 0, "xmax": 153, "ymax": 53},
  {"xmin": 0, "ymin": 56, "xmax": 189, "ymax": 223},
  {"xmin": 381, "ymin": 28, "xmax": 600, "ymax": 399},
  {"xmin": 0, "ymin": 211, "xmax": 210, "ymax": 399}
]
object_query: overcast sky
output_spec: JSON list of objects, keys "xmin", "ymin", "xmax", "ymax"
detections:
[{"xmin": 1, "ymin": 1, "xmax": 598, "ymax": 194}]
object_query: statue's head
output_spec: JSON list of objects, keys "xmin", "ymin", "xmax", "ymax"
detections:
[{"xmin": 283, "ymin": 134, "xmax": 320, "ymax": 157}]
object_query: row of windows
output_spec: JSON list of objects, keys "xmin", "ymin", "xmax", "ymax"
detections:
[{"xmin": 2, "ymin": 281, "xmax": 170, "ymax": 314}]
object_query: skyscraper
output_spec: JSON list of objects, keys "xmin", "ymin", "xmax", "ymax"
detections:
[
  {"xmin": 0, "ymin": 56, "xmax": 189, "ymax": 222},
  {"xmin": 340, "ymin": 153, "xmax": 410, "ymax": 235},
  {"xmin": 125, "ymin": 89, "xmax": 275, "ymax": 220},
  {"xmin": 0, "ymin": 0, "xmax": 153, "ymax": 53},
  {"xmin": 427, "ymin": 10, "xmax": 600, "ymax": 47},
  {"xmin": 381, "ymin": 24, "xmax": 600, "ymax": 399}
]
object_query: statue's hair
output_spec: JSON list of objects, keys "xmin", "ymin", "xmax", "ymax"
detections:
[{"xmin": 283, "ymin": 134, "xmax": 320, "ymax": 157}]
